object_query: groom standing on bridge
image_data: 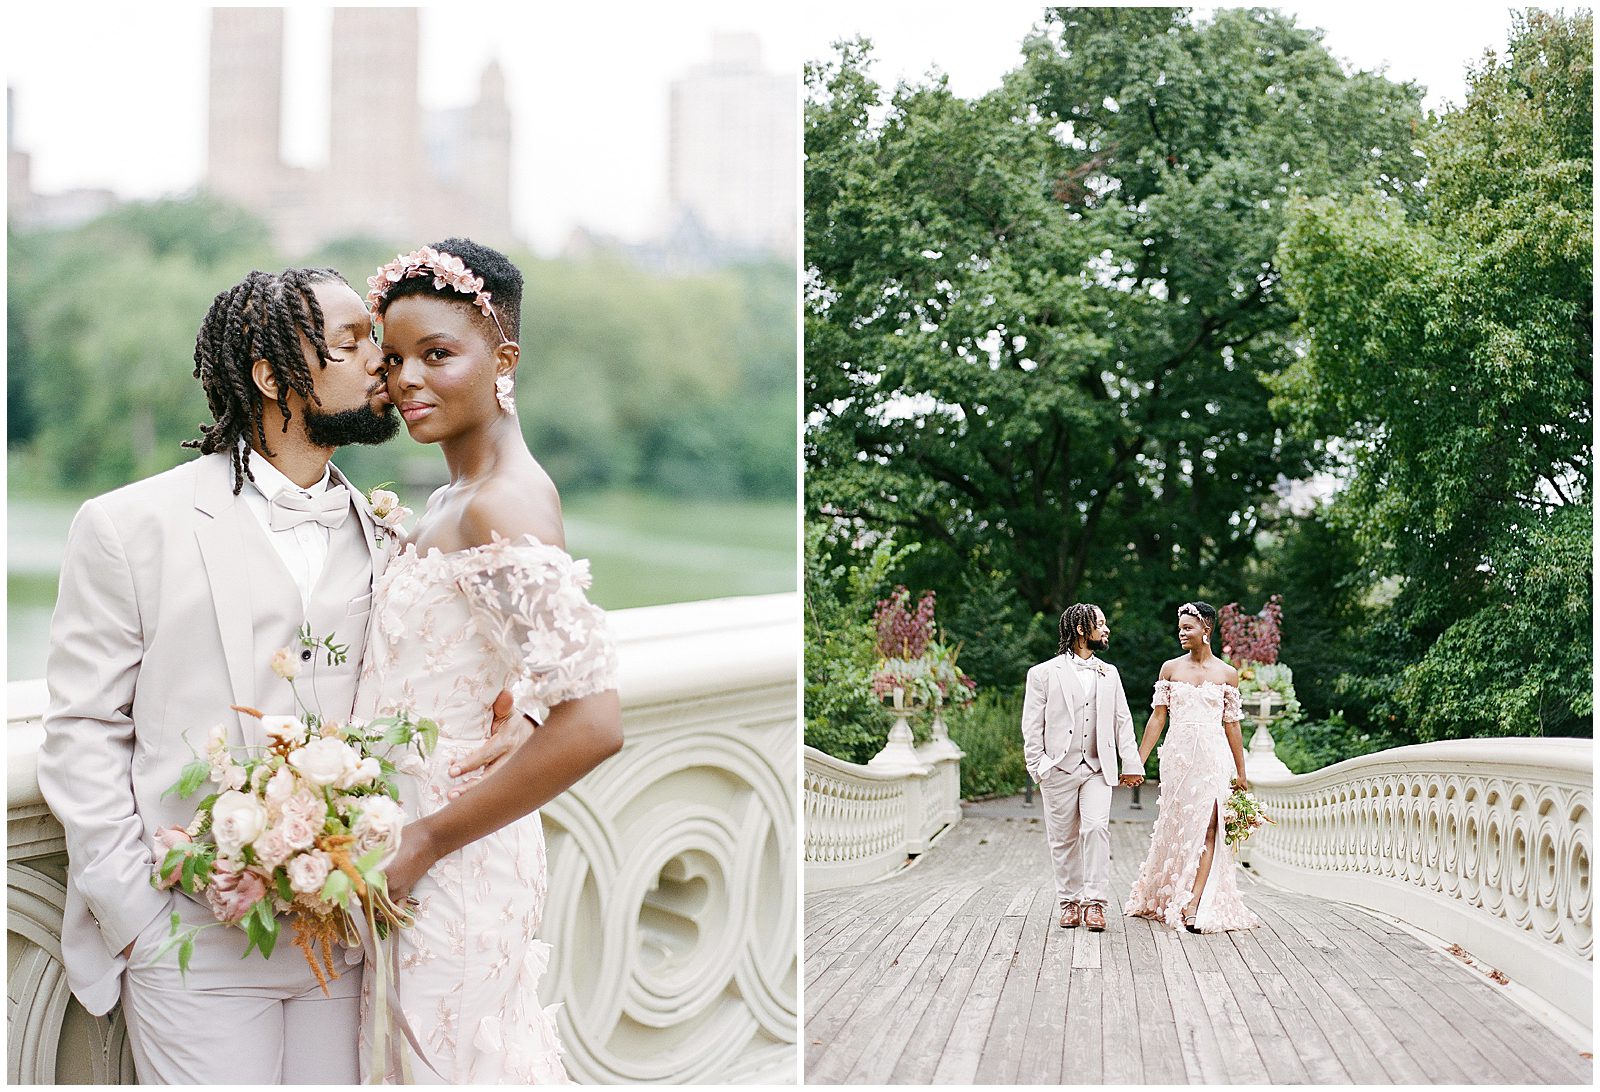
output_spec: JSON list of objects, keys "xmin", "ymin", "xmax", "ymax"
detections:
[{"xmin": 1021, "ymin": 604, "xmax": 1144, "ymax": 932}]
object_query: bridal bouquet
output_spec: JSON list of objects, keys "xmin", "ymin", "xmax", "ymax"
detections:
[
  {"xmin": 1223, "ymin": 787, "xmax": 1274, "ymax": 846},
  {"xmin": 151, "ymin": 628, "xmax": 436, "ymax": 990}
]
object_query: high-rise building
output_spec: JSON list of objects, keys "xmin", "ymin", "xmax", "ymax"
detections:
[
  {"xmin": 200, "ymin": 8, "xmax": 513, "ymax": 253},
  {"xmin": 667, "ymin": 33, "xmax": 796, "ymax": 258},
  {"xmin": 205, "ymin": 8, "xmax": 285, "ymax": 211},
  {"xmin": 327, "ymin": 7, "xmax": 423, "ymax": 241}
]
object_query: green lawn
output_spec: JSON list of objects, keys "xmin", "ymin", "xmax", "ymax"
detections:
[{"xmin": 6, "ymin": 490, "xmax": 795, "ymax": 680}]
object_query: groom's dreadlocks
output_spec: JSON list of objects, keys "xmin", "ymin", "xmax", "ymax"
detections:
[
  {"xmin": 183, "ymin": 268, "xmax": 344, "ymax": 494},
  {"xmin": 1058, "ymin": 603, "xmax": 1102, "ymax": 656}
]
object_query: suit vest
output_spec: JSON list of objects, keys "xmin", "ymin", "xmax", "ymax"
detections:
[{"xmin": 237, "ymin": 494, "xmax": 373, "ymax": 727}]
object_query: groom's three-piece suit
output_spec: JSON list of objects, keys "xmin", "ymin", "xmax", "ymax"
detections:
[
  {"xmin": 37, "ymin": 450, "xmax": 391, "ymax": 1083},
  {"xmin": 1020, "ymin": 652, "xmax": 1143, "ymax": 911}
]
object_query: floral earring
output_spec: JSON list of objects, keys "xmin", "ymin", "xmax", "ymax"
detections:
[{"xmin": 495, "ymin": 373, "xmax": 516, "ymax": 415}]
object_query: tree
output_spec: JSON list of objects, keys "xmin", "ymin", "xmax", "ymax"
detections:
[
  {"xmin": 1274, "ymin": 9, "xmax": 1592, "ymax": 739},
  {"xmin": 805, "ymin": 9, "xmax": 1425, "ymax": 691}
]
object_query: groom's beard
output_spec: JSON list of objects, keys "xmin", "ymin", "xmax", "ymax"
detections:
[
  {"xmin": 1089, "ymin": 635, "xmax": 1110, "ymax": 651},
  {"xmin": 304, "ymin": 403, "xmax": 400, "ymax": 447}
]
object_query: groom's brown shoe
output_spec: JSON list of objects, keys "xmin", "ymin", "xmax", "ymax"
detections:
[
  {"xmin": 1059, "ymin": 902, "xmax": 1082, "ymax": 928},
  {"xmin": 1083, "ymin": 902, "xmax": 1108, "ymax": 932}
]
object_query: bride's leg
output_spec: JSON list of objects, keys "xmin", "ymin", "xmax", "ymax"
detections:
[{"xmin": 1185, "ymin": 809, "xmax": 1220, "ymax": 920}]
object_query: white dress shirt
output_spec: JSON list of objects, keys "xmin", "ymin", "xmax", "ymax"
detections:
[{"xmin": 237, "ymin": 446, "xmax": 335, "ymax": 609}]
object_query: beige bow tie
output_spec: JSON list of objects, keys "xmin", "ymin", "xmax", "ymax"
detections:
[{"xmin": 269, "ymin": 485, "xmax": 350, "ymax": 532}]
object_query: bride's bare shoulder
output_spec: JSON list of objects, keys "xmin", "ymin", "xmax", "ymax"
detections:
[
  {"xmin": 460, "ymin": 464, "xmax": 564, "ymax": 550},
  {"xmin": 1157, "ymin": 657, "xmax": 1182, "ymax": 680}
]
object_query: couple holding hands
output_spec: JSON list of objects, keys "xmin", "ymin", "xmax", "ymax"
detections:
[{"xmin": 1021, "ymin": 601, "xmax": 1261, "ymax": 936}]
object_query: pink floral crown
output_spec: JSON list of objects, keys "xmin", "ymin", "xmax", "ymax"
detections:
[{"xmin": 366, "ymin": 245, "xmax": 508, "ymax": 341}]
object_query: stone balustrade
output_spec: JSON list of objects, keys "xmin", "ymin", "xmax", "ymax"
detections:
[
  {"xmin": 1246, "ymin": 733, "xmax": 1592, "ymax": 1032},
  {"xmin": 803, "ymin": 705, "xmax": 964, "ymax": 891},
  {"xmin": 7, "ymin": 593, "xmax": 799, "ymax": 1085}
]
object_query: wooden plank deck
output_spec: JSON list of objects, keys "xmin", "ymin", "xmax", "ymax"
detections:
[{"xmin": 804, "ymin": 791, "xmax": 1594, "ymax": 1085}]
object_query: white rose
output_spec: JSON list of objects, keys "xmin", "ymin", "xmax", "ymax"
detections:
[
  {"xmin": 264, "ymin": 767, "xmax": 297, "ymax": 809},
  {"xmin": 288, "ymin": 737, "xmax": 358, "ymax": 787},
  {"xmin": 352, "ymin": 795, "xmax": 405, "ymax": 859},
  {"xmin": 339, "ymin": 756, "xmax": 382, "ymax": 790},
  {"xmin": 212, "ymin": 791, "xmax": 268, "ymax": 857},
  {"xmin": 287, "ymin": 850, "xmax": 334, "ymax": 895},
  {"xmin": 262, "ymin": 715, "xmax": 308, "ymax": 746}
]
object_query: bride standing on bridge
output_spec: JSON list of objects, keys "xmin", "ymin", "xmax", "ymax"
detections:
[{"xmin": 1124, "ymin": 601, "xmax": 1260, "ymax": 934}]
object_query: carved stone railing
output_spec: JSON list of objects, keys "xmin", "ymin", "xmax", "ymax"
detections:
[
  {"xmin": 7, "ymin": 593, "xmax": 798, "ymax": 1085},
  {"xmin": 802, "ymin": 709, "xmax": 963, "ymax": 891},
  {"xmin": 1247, "ymin": 736, "xmax": 1592, "ymax": 1031}
]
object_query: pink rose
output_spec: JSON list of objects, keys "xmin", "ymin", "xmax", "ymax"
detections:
[
  {"xmin": 253, "ymin": 826, "xmax": 293, "ymax": 870},
  {"xmin": 152, "ymin": 826, "xmax": 192, "ymax": 889},
  {"xmin": 279, "ymin": 812, "xmax": 318, "ymax": 851},
  {"xmin": 205, "ymin": 864, "xmax": 269, "ymax": 925}
]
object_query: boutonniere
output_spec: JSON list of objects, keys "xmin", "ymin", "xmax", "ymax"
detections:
[{"xmin": 365, "ymin": 482, "xmax": 412, "ymax": 547}]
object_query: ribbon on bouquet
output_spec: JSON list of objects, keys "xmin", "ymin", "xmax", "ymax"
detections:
[{"xmin": 354, "ymin": 902, "xmax": 443, "ymax": 1084}]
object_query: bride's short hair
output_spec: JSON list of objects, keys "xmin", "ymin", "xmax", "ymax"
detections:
[
  {"xmin": 1178, "ymin": 600, "xmax": 1217, "ymax": 634},
  {"xmin": 379, "ymin": 236, "xmax": 524, "ymax": 343}
]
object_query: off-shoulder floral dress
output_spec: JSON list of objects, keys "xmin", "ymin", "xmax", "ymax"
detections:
[
  {"xmin": 353, "ymin": 533, "xmax": 617, "ymax": 1084},
  {"xmin": 1124, "ymin": 680, "xmax": 1260, "ymax": 934}
]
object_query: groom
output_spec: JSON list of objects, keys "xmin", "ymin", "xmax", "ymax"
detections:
[
  {"xmin": 1020, "ymin": 603, "xmax": 1144, "ymax": 932},
  {"xmin": 37, "ymin": 267, "xmax": 400, "ymax": 1083}
]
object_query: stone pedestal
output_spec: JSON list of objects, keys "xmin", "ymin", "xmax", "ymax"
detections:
[{"xmin": 868, "ymin": 688, "xmax": 932, "ymax": 776}]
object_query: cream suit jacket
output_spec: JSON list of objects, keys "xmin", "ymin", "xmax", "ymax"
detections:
[
  {"xmin": 36, "ymin": 452, "xmax": 390, "ymax": 1015},
  {"xmin": 1020, "ymin": 654, "xmax": 1143, "ymax": 787}
]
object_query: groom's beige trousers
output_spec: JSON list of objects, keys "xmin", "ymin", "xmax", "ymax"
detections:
[
  {"xmin": 1039, "ymin": 761, "xmax": 1114, "ymax": 906},
  {"xmin": 120, "ymin": 962, "xmax": 360, "ymax": 1085}
]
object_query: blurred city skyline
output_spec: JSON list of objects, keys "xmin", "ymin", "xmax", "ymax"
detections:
[{"xmin": 7, "ymin": 5, "xmax": 806, "ymax": 256}]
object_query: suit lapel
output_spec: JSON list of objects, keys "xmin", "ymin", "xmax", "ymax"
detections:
[
  {"xmin": 193, "ymin": 454, "xmax": 262, "ymax": 749},
  {"xmin": 1051, "ymin": 655, "xmax": 1083, "ymax": 709},
  {"xmin": 330, "ymin": 463, "xmax": 387, "ymax": 580}
]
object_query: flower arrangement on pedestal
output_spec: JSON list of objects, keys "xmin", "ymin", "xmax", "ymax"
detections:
[
  {"xmin": 868, "ymin": 587, "xmax": 977, "ymax": 713},
  {"xmin": 1219, "ymin": 594, "xmax": 1301, "ymax": 719}
]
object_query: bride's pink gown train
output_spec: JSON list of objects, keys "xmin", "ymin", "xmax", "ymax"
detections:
[{"xmin": 1124, "ymin": 680, "xmax": 1261, "ymax": 933}]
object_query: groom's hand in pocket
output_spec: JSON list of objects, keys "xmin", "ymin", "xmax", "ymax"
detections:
[{"xmin": 448, "ymin": 690, "xmax": 532, "ymax": 800}]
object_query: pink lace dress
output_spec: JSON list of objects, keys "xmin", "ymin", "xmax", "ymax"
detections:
[
  {"xmin": 1124, "ymin": 680, "xmax": 1260, "ymax": 933},
  {"xmin": 353, "ymin": 534, "xmax": 617, "ymax": 1084}
]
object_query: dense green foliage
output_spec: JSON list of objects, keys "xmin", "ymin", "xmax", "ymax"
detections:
[
  {"xmin": 804, "ymin": 8, "xmax": 1592, "ymax": 771},
  {"xmin": 8, "ymin": 198, "xmax": 795, "ymax": 501},
  {"xmin": 945, "ymin": 689, "xmax": 1030, "ymax": 798},
  {"xmin": 805, "ymin": 8, "xmax": 1426, "ymax": 710},
  {"xmin": 803, "ymin": 523, "xmax": 904, "ymax": 763},
  {"xmin": 1275, "ymin": 9, "xmax": 1593, "ymax": 741}
]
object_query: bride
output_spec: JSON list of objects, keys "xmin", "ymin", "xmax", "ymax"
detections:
[
  {"xmin": 354, "ymin": 237, "xmax": 622, "ymax": 1082},
  {"xmin": 1124, "ymin": 601, "xmax": 1260, "ymax": 934}
]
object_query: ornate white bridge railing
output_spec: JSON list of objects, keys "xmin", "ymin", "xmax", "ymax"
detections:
[
  {"xmin": 1246, "ymin": 735, "xmax": 1592, "ymax": 1032},
  {"xmin": 7, "ymin": 593, "xmax": 799, "ymax": 1086},
  {"xmin": 802, "ymin": 707, "xmax": 964, "ymax": 892}
]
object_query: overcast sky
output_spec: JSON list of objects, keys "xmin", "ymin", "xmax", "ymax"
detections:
[{"xmin": 7, "ymin": 3, "xmax": 1522, "ymax": 254}]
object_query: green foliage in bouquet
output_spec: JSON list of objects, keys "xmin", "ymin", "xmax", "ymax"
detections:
[{"xmin": 152, "ymin": 632, "xmax": 435, "ymax": 982}]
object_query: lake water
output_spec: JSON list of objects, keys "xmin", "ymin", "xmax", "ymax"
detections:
[{"xmin": 7, "ymin": 490, "xmax": 796, "ymax": 680}]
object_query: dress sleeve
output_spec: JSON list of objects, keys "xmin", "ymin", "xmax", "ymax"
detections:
[
  {"xmin": 1151, "ymin": 680, "xmax": 1172, "ymax": 708},
  {"xmin": 1222, "ymin": 684, "xmax": 1243, "ymax": 722},
  {"xmin": 455, "ymin": 536, "xmax": 619, "ymax": 725}
]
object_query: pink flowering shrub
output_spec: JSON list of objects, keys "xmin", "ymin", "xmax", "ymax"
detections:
[
  {"xmin": 1219, "ymin": 594, "xmax": 1284, "ymax": 665},
  {"xmin": 868, "ymin": 588, "xmax": 977, "ymax": 707},
  {"xmin": 873, "ymin": 586, "xmax": 937, "ymax": 660}
]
